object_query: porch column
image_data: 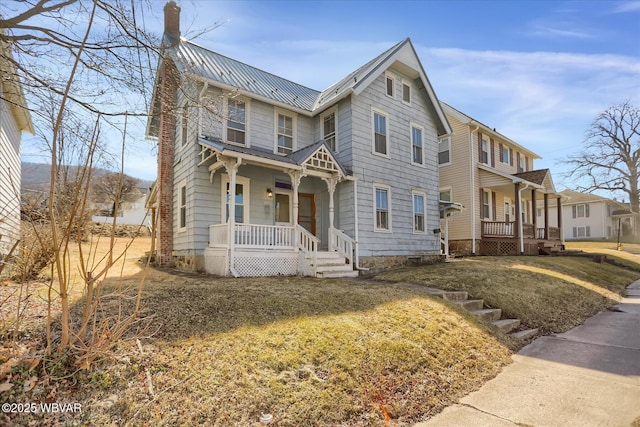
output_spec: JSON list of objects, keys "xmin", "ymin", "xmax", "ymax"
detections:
[
  {"xmin": 288, "ymin": 170, "xmax": 303, "ymax": 246},
  {"xmin": 514, "ymin": 182, "xmax": 521, "ymax": 239},
  {"xmin": 222, "ymin": 157, "xmax": 241, "ymax": 274},
  {"xmin": 544, "ymin": 193, "xmax": 549, "ymax": 240},
  {"xmin": 557, "ymin": 196, "xmax": 563, "ymax": 242},
  {"xmin": 531, "ymin": 189, "xmax": 537, "ymax": 239},
  {"xmin": 323, "ymin": 177, "xmax": 338, "ymax": 229}
]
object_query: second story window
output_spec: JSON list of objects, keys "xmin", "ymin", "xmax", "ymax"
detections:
[
  {"xmin": 227, "ymin": 98, "xmax": 246, "ymax": 145},
  {"xmin": 411, "ymin": 124, "xmax": 423, "ymax": 165},
  {"xmin": 438, "ymin": 136, "xmax": 451, "ymax": 165},
  {"xmin": 481, "ymin": 135, "xmax": 489, "ymax": 164},
  {"xmin": 500, "ymin": 144, "xmax": 512, "ymax": 165},
  {"xmin": 573, "ymin": 204, "xmax": 590, "ymax": 218},
  {"xmin": 372, "ymin": 109, "xmax": 388, "ymax": 156},
  {"xmin": 323, "ymin": 111, "xmax": 336, "ymax": 152},
  {"xmin": 181, "ymin": 103, "xmax": 189, "ymax": 146},
  {"xmin": 277, "ymin": 112, "xmax": 294, "ymax": 154}
]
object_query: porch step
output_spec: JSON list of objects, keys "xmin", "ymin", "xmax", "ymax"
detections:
[
  {"xmin": 316, "ymin": 270, "xmax": 359, "ymax": 278},
  {"xmin": 316, "ymin": 263, "xmax": 354, "ymax": 273},
  {"xmin": 492, "ymin": 318, "xmax": 521, "ymax": 333},
  {"xmin": 471, "ymin": 308, "xmax": 502, "ymax": 322}
]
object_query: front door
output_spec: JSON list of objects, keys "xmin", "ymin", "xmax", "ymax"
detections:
[
  {"xmin": 298, "ymin": 193, "xmax": 316, "ymax": 235},
  {"xmin": 275, "ymin": 191, "xmax": 292, "ymax": 225}
]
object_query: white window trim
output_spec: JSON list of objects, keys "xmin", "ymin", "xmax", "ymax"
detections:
[
  {"xmin": 438, "ymin": 136, "xmax": 452, "ymax": 166},
  {"xmin": 385, "ymin": 72, "xmax": 395, "ymax": 98},
  {"xmin": 439, "ymin": 186, "xmax": 452, "ymax": 203},
  {"xmin": 410, "ymin": 122, "xmax": 425, "ymax": 167},
  {"xmin": 321, "ymin": 106, "xmax": 338, "ymax": 153},
  {"xmin": 576, "ymin": 204, "xmax": 586, "ymax": 218},
  {"xmin": 178, "ymin": 179, "xmax": 187, "ymax": 232},
  {"xmin": 224, "ymin": 95, "xmax": 250, "ymax": 148},
  {"xmin": 220, "ymin": 174, "xmax": 251, "ymax": 223},
  {"xmin": 401, "ymin": 80, "xmax": 411, "ymax": 105},
  {"xmin": 180, "ymin": 101, "xmax": 189, "ymax": 149},
  {"xmin": 274, "ymin": 108, "xmax": 297, "ymax": 155},
  {"xmin": 504, "ymin": 197, "xmax": 512, "ymax": 222},
  {"xmin": 274, "ymin": 189, "xmax": 293, "ymax": 226},
  {"xmin": 371, "ymin": 107, "xmax": 390, "ymax": 159},
  {"xmin": 575, "ymin": 225, "xmax": 590, "ymax": 238},
  {"xmin": 373, "ymin": 183, "xmax": 392, "ymax": 233},
  {"xmin": 412, "ymin": 190, "xmax": 427, "ymax": 234}
]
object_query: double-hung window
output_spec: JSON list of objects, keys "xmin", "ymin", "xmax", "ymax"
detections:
[
  {"xmin": 500, "ymin": 144, "xmax": 510, "ymax": 164},
  {"xmin": 276, "ymin": 112, "xmax": 294, "ymax": 154},
  {"xmin": 322, "ymin": 110, "xmax": 337, "ymax": 152},
  {"xmin": 372, "ymin": 109, "xmax": 388, "ymax": 156},
  {"xmin": 411, "ymin": 124, "xmax": 423, "ymax": 165},
  {"xmin": 573, "ymin": 204, "xmax": 589, "ymax": 218},
  {"xmin": 227, "ymin": 98, "xmax": 246, "ymax": 145},
  {"xmin": 374, "ymin": 184, "xmax": 391, "ymax": 232},
  {"xmin": 438, "ymin": 136, "xmax": 451, "ymax": 165},
  {"xmin": 413, "ymin": 191, "xmax": 426, "ymax": 233}
]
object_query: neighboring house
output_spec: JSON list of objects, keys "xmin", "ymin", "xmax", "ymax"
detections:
[
  {"xmin": 92, "ymin": 187, "xmax": 151, "ymax": 225},
  {"xmin": 146, "ymin": 2, "xmax": 451, "ymax": 276},
  {"xmin": 439, "ymin": 103, "xmax": 563, "ymax": 255},
  {"xmin": 0, "ymin": 30, "xmax": 34, "ymax": 255},
  {"xmin": 540, "ymin": 189, "xmax": 633, "ymax": 241}
]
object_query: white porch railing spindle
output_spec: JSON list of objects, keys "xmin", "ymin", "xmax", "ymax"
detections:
[{"xmin": 329, "ymin": 227, "xmax": 354, "ymax": 266}]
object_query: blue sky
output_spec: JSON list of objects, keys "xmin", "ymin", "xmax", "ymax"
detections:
[{"xmin": 21, "ymin": 0, "xmax": 640, "ymax": 197}]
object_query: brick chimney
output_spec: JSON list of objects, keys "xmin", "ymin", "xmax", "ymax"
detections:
[
  {"xmin": 164, "ymin": 1, "xmax": 181, "ymax": 41},
  {"xmin": 156, "ymin": 1, "xmax": 181, "ymax": 267}
]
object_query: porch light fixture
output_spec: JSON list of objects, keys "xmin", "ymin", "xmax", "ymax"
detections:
[{"xmin": 266, "ymin": 188, "xmax": 273, "ymax": 198}]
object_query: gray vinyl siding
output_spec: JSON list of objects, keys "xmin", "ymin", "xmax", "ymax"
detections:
[
  {"xmin": 0, "ymin": 96, "xmax": 21, "ymax": 254},
  {"xmin": 349, "ymin": 71, "xmax": 440, "ymax": 256}
]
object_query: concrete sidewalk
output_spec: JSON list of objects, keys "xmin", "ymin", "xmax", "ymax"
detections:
[{"xmin": 416, "ymin": 280, "xmax": 640, "ymax": 427}]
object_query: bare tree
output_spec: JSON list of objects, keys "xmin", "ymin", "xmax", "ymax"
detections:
[
  {"xmin": 91, "ymin": 171, "xmax": 141, "ymax": 213},
  {"xmin": 567, "ymin": 100, "xmax": 640, "ymax": 212}
]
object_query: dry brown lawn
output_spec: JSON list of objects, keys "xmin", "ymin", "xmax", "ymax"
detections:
[{"xmin": 1, "ymin": 237, "xmax": 638, "ymax": 426}]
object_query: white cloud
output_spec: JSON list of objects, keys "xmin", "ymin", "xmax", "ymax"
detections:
[{"xmin": 609, "ymin": 1, "xmax": 640, "ymax": 13}]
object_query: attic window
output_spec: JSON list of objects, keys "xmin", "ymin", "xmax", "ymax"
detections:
[
  {"xmin": 385, "ymin": 74, "xmax": 394, "ymax": 97},
  {"xmin": 402, "ymin": 82, "xmax": 411, "ymax": 104}
]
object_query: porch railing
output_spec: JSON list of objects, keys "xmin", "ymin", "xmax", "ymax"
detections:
[
  {"xmin": 329, "ymin": 226, "xmax": 354, "ymax": 266},
  {"xmin": 537, "ymin": 227, "xmax": 561, "ymax": 240},
  {"xmin": 209, "ymin": 224, "xmax": 229, "ymax": 247},
  {"xmin": 481, "ymin": 221, "xmax": 515, "ymax": 237},
  {"xmin": 235, "ymin": 224, "xmax": 294, "ymax": 249},
  {"xmin": 296, "ymin": 225, "xmax": 319, "ymax": 275}
]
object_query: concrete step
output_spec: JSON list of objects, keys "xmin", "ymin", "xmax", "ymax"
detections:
[
  {"xmin": 492, "ymin": 318, "xmax": 521, "ymax": 333},
  {"xmin": 316, "ymin": 270, "xmax": 359, "ymax": 278},
  {"xmin": 423, "ymin": 288, "xmax": 469, "ymax": 301},
  {"xmin": 471, "ymin": 308, "xmax": 502, "ymax": 322},
  {"xmin": 314, "ymin": 251, "xmax": 344, "ymax": 260},
  {"xmin": 315, "ymin": 264, "xmax": 354, "ymax": 273},
  {"xmin": 452, "ymin": 299, "xmax": 484, "ymax": 311},
  {"xmin": 511, "ymin": 328, "xmax": 539, "ymax": 340}
]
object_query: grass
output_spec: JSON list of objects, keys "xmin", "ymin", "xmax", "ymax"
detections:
[
  {"xmin": 565, "ymin": 240, "xmax": 640, "ymax": 271},
  {"xmin": 2, "ymin": 237, "xmax": 639, "ymax": 426},
  {"xmin": 376, "ymin": 255, "xmax": 639, "ymax": 335}
]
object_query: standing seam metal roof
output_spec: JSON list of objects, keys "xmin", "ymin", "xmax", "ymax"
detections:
[{"xmin": 172, "ymin": 40, "xmax": 320, "ymax": 111}]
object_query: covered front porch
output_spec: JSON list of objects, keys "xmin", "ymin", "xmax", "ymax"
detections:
[
  {"xmin": 478, "ymin": 166, "xmax": 564, "ymax": 255},
  {"xmin": 198, "ymin": 138, "xmax": 358, "ymax": 277}
]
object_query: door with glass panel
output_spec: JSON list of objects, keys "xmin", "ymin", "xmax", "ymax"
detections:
[{"xmin": 298, "ymin": 193, "xmax": 316, "ymax": 235}]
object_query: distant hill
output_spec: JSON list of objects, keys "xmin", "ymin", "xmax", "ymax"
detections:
[{"xmin": 21, "ymin": 162, "xmax": 153, "ymax": 196}]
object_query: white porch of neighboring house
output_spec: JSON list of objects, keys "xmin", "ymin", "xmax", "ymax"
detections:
[
  {"xmin": 198, "ymin": 137, "xmax": 358, "ymax": 278},
  {"xmin": 477, "ymin": 166, "xmax": 564, "ymax": 255}
]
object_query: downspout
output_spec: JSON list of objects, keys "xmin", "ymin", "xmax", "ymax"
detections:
[
  {"xmin": 352, "ymin": 178, "xmax": 369, "ymax": 271},
  {"xmin": 518, "ymin": 182, "xmax": 530, "ymax": 255},
  {"xmin": 469, "ymin": 124, "xmax": 480, "ymax": 254}
]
